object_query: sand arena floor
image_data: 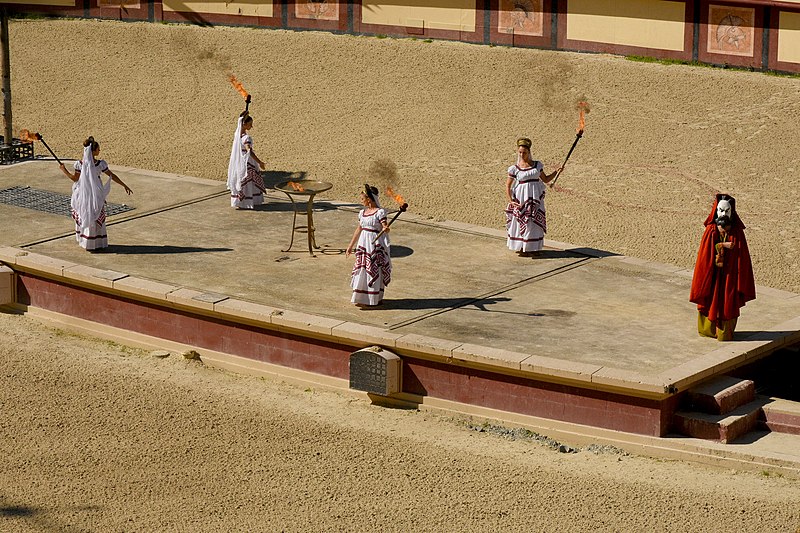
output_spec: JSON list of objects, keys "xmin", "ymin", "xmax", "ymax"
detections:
[
  {"xmin": 2, "ymin": 312, "xmax": 800, "ymax": 531},
  {"xmin": 3, "ymin": 18, "xmax": 800, "ymax": 531}
]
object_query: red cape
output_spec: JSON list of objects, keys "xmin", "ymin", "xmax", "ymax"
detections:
[{"xmin": 689, "ymin": 195, "xmax": 756, "ymax": 321}]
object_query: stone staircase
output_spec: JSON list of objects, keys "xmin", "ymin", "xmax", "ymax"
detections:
[
  {"xmin": 673, "ymin": 376, "xmax": 764, "ymax": 443},
  {"xmin": 673, "ymin": 375, "xmax": 800, "ymax": 442}
]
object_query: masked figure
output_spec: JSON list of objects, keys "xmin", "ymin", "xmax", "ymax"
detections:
[{"xmin": 689, "ymin": 194, "xmax": 756, "ymax": 340}]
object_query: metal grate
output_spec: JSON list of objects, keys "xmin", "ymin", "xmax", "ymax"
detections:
[
  {"xmin": 0, "ymin": 186, "xmax": 134, "ymax": 217},
  {"xmin": 0, "ymin": 139, "xmax": 34, "ymax": 165}
]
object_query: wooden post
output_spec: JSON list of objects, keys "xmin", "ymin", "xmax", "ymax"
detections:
[{"xmin": 1, "ymin": 7, "xmax": 12, "ymax": 147}]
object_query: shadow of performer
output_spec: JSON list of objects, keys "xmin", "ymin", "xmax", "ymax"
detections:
[{"xmin": 103, "ymin": 245, "xmax": 233, "ymax": 255}]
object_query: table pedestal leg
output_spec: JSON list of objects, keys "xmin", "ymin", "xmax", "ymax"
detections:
[
  {"xmin": 305, "ymin": 194, "xmax": 318, "ymax": 256},
  {"xmin": 281, "ymin": 192, "xmax": 298, "ymax": 253}
]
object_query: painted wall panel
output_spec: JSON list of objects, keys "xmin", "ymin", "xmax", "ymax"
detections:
[
  {"xmin": 295, "ymin": 0, "xmax": 340, "ymax": 21},
  {"xmin": 707, "ymin": 4, "xmax": 755, "ymax": 57},
  {"xmin": 163, "ymin": 0, "xmax": 274, "ymax": 17},
  {"xmin": 567, "ymin": 0, "xmax": 686, "ymax": 51},
  {"xmin": 777, "ymin": 10, "xmax": 800, "ymax": 63},
  {"xmin": 362, "ymin": 0, "xmax": 476, "ymax": 32},
  {"xmin": 497, "ymin": 0, "xmax": 545, "ymax": 37}
]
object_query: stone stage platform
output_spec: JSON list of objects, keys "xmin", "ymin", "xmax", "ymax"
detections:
[{"xmin": 1, "ymin": 161, "xmax": 799, "ymax": 471}]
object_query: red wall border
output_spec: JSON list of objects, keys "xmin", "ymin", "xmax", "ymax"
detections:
[{"xmin": 16, "ymin": 272, "xmax": 675, "ymax": 436}]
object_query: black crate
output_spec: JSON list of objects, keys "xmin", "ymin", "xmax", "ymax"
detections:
[{"xmin": 0, "ymin": 137, "xmax": 34, "ymax": 165}]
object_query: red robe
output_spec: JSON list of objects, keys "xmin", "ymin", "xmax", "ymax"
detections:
[{"xmin": 689, "ymin": 196, "xmax": 756, "ymax": 322}]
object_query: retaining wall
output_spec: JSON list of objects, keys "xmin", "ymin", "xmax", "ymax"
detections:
[{"xmin": 5, "ymin": 0, "xmax": 800, "ymax": 73}]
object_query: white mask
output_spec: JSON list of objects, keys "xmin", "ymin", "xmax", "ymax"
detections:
[{"xmin": 716, "ymin": 198, "xmax": 732, "ymax": 225}]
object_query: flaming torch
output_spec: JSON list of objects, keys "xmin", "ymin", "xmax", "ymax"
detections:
[
  {"xmin": 20, "ymin": 129, "xmax": 63, "ymax": 165},
  {"xmin": 228, "ymin": 74, "xmax": 251, "ymax": 113},
  {"xmin": 372, "ymin": 186, "xmax": 408, "ymax": 244},
  {"xmin": 550, "ymin": 101, "xmax": 590, "ymax": 188}
]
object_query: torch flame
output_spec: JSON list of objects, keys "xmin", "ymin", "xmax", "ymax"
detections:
[
  {"xmin": 228, "ymin": 74, "xmax": 249, "ymax": 100},
  {"xmin": 19, "ymin": 129, "xmax": 39, "ymax": 142},
  {"xmin": 576, "ymin": 101, "xmax": 590, "ymax": 134},
  {"xmin": 386, "ymin": 186, "xmax": 405, "ymax": 205},
  {"xmin": 287, "ymin": 181, "xmax": 306, "ymax": 192}
]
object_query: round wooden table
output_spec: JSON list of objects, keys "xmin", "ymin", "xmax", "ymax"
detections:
[{"xmin": 274, "ymin": 180, "xmax": 333, "ymax": 257}]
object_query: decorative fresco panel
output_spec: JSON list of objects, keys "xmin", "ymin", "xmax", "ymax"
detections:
[
  {"xmin": 295, "ymin": 0, "xmax": 339, "ymax": 21},
  {"xmin": 707, "ymin": 5, "xmax": 755, "ymax": 57},
  {"xmin": 498, "ymin": 0, "xmax": 544, "ymax": 37}
]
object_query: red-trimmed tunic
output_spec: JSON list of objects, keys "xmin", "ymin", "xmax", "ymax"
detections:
[{"xmin": 351, "ymin": 208, "xmax": 391, "ymax": 306}]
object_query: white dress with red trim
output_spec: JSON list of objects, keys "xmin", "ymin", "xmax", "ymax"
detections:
[
  {"xmin": 505, "ymin": 163, "xmax": 547, "ymax": 252},
  {"xmin": 231, "ymin": 133, "xmax": 266, "ymax": 209},
  {"xmin": 72, "ymin": 159, "xmax": 110, "ymax": 250},
  {"xmin": 351, "ymin": 208, "xmax": 392, "ymax": 306}
]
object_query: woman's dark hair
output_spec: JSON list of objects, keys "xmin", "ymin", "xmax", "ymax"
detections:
[
  {"xmin": 240, "ymin": 111, "xmax": 253, "ymax": 125},
  {"xmin": 363, "ymin": 183, "xmax": 379, "ymax": 204},
  {"xmin": 83, "ymin": 136, "xmax": 100, "ymax": 151}
]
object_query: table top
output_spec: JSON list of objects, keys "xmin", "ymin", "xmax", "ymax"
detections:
[{"xmin": 274, "ymin": 180, "xmax": 333, "ymax": 196}]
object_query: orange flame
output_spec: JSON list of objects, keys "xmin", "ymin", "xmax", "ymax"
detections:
[
  {"xmin": 228, "ymin": 74, "xmax": 249, "ymax": 100},
  {"xmin": 386, "ymin": 186, "xmax": 405, "ymax": 205},
  {"xmin": 576, "ymin": 101, "xmax": 590, "ymax": 133},
  {"xmin": 19, "ymin": 129, "xmax": 38, "ymax": 142},
  {"xmin": 287, "ymin": 181, "xmax": 306, "ymax": 192}
]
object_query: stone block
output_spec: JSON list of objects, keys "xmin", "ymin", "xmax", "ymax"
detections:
[
  {"xmin": 673, "ymin": 399, "xmax": 763, "ymax": 443},
  {"xmin": 687, "ymin": 376, "xmax": 755, "ymax": 415},
  {"xmin": 0, "ymin": 265, "xmax": 13, "ymax": 305}
]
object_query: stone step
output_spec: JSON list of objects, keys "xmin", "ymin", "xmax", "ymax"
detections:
[
  {"xmin": 759, "ymin": 396, "xmax": 800, "ymax": 436},
  {"xmin": 674, "ymin": 398, "xmax": 767, "ymax": 443},
  {"xmin": 685, "ymin": 375, "xmax": 755, "ymax": 415}
]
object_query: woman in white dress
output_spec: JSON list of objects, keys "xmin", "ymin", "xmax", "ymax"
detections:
[
  {"xmin": 59, "ymin": 136, "xmax": 133, "ymax": 251},
  {"xmin": 346, "ymin": 184, "xmax": 391, "ymax": 307},
  {"xmin": 228, "ymin": 112, "xmax": 266, "ymax": 209},
  {"xmin": 504, "ymin": 137, "xmax": 561, "ymax": 256}
]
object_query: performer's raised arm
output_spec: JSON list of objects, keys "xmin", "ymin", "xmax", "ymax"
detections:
[{"xmin": 59, "ymin": 162, "xmax": 79, "ymax": 182}]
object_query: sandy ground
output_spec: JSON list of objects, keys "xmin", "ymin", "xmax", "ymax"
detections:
[
  {"xmin": 4, "ymin": 18, "xmax": 800, "ymax": 531},
  {"xmin": 2, "ymin": 311, "xmax": 800, "ymax": 532},
  {"xmin": 10, "ymin": 18, "xmax": 800, "ymax": 293}
]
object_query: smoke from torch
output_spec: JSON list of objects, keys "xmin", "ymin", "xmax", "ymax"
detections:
[{"xmin": 550, "ymin": 100, "xmax": 590, "ymax": 188}]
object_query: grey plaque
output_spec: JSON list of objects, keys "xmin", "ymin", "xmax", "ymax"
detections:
[{"xmin": 349, "ymin": 347, "xmax": 401, "ymax": 396}]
